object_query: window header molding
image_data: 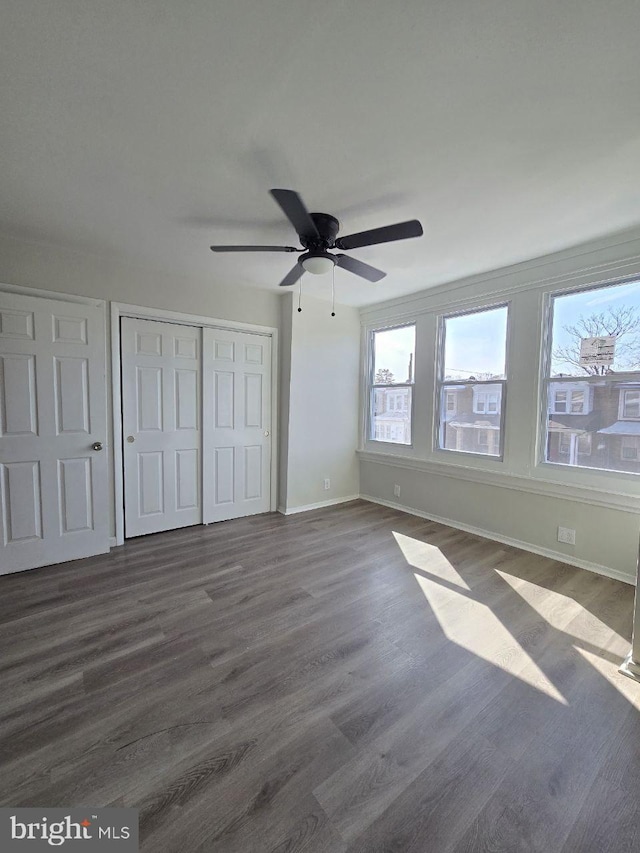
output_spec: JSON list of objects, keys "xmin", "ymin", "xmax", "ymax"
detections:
[{"xmin": 360, "ymin": 234, "xmax": 640, "ymax": 325}]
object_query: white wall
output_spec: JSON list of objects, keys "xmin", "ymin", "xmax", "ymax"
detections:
[
  {"xmin": 0, "ymin": 232, "xmax": 280, "ymax": 328},
  {"xmin": 359, "ymin": 229, "xmax": 640, "ymax": 585},
  {"xmin": 279, "ymin": 292, "xmax": 360, "ymax": 511},
  {"xmin": 360, "ymin": 461, "xmax": 640, "ymax": 583},
  {"xmin": 0, "ymin": 231, "xmax": 281, "ymax": 538}
]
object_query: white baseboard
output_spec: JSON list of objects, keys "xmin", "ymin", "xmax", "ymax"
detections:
[
  {"xmin": 278, "ymin": 495, "xmax": 361, "ymax": 516},
  {"xmin": 360, "ymin": 493, "xmax": 636, "ymax": 587}
]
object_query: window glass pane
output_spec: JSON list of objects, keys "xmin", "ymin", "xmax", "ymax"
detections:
[
  {"xmin": 372, "ymin": 387, "xmax": 412, "ymax": 445},
  {"xmin": 546, "ymin": 379, "xmax": 640, "ymax": 473},
  {"xmin": 623, "ymin": 390, "xmax": 640, "ymax": 418},
  {"xmin": 570, "ymin": 390, "xmax": 584, "ymax": 413},
  {"xmin": 440, "ymin": 383, "xmax": 502, "ymax": 457},
  {"xmin": 550, "ymin": 279, "xmax": 640, "ymax": 377},
  {"xmin": 443, "ymin": 306, "xmax": 508, "ymax": 380},
  {"xmin": 373, "ymin": 325, "xmax": 415, "ymax": 385}
]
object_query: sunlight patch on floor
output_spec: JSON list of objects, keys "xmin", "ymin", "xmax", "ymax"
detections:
[
  {"xmin": 495, "ymin": 570, "xmax": 629, "ymax": 644},
  {"xmin": 574, "ymin": 646, "xmax": 640, "ymax": 706},
  {"xmin": 393, "ymin": 531, "xmax": 470, "ymax": 590},
  {"xmin": 412, "ymin": 572, "xmax": 567, "ymax": 704},
  {"xmin": 392, "ymin": 530, "xmax": 567, "ymax": 704}
]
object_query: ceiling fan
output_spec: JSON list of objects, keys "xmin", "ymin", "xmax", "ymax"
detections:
[{"xmin": 210, "ymin": 189, "xmax": 424, "ymax": 287}]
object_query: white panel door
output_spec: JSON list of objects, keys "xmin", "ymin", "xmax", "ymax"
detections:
[
  {"xmin": 203, "ymin": 328, "xmax": 272, "ymax": 523},
  {"xmin": 0, "ymin": 291, "xmax": 109, "ymax": 574},
  {"xmin": 121, "ymin": 318, "xmax": 202, "ymax": 537}
]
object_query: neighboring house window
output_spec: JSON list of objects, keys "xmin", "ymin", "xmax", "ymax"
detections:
[
  {"xmin": 437, "ymin": 304, "xmax": 508, "ymax": 457},
  {"xmin": 621, "ymin": 437, "xmax": 640, "ymax": 460},
  {"xmin": 560, "ymin": 433, "xmax": 592, "ymax": 455},
  {"xmin": 621, "ymin": 389, "xmax": 640, "ymax": 419},
  {"xmin": 544, "ymin": 279, "xmax": 640, "ymax": 474},
  {"xmin": 570, "ymin": 390, "xmax": 585, "ymax": 413},
  {"xmin": 473, "ymin": 388, "xmax": 500, "ymax": 414},
  {"xmin": 554, "ymin": 391, "xmax": 567, "ymax": 413},
  {"xmin": 369, "ymin": 324, "xmax": 415, "ymax": 446},
  {"xmin": 550, "ymin": 385, "xmax": 590, "ymax": 415}
]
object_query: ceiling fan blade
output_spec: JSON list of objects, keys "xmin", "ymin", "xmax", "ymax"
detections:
[
  {"xmin": 336, "ymin": 254, "xmax": 386, "ymax": 282},
  {"xmin": 335, "ymin": 219, "xmax": 423, "ymax": 251},
  {"xmin": 270, "ymin": 189, "xmax": 320, "ymax": 240},
  {"xmin": 278, "ymin": 262, "xmax": 305, "ymax": 287},
  {"xmin": 210, "ymin": 245, "xmax": 299, "ymax": 253}
]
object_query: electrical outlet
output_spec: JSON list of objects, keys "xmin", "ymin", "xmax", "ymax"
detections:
[
  {"xmin": 393, "ymin": 484, "xmax": 401, "ymax": 497},
  {"xmin": 558, "ymin": 526, "xmax": 576, "ymax": 545},
  {"xmin": 323, "ymin": 478, "xmax": 331, "ymax": 490}
]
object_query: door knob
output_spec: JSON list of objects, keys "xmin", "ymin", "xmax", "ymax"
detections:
[
  {"xmin": 264, "ymin": 430, "xmax": 270, "ymax": 437},
  {"xmin": 127, "ymin": 435, "xmax": 135, "ymax": 443},
  {"xmin": 92, "ymin": 441, "xmax": 103, "ymax": 451}
]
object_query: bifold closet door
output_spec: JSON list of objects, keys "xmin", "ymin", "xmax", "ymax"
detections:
[
  {"xmin": 203, "ymin": 328, "xmax": 272, "ymax": 523},
  {"xmin": 121, "ymin": 318, "xmax": 202, "ymax": 537},
  {"xmin": 0, "ymin": 291, "xmax": 109, "ymax": 574}
]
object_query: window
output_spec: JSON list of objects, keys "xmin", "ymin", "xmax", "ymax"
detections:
[
  {"xmin": 437, "ymin": 305, "xmax": 508, "ymax": 457},
  {"xmin": 550, "ymin": 385, "xmax": 590, "ymax": 415},
  {"xmin": 621, "ymin": 437, "xmax": 640, "ymax": 461},
  {"xmin": 622, "ymin": 390, "xmax": 640, "ymax": 419},
  {"xmin": 554, "ymin": 390, "xmax": 567, "ymax": 413},
  {"xmin": 558, "ymin": 432, "xmax": 591, "ymax": 456},
  {"xmin": 544, "ymin": 279, "xmax": 640, "ymax": 474},
  {"xmin": 369, "ymin": 324, "xmax": 415, "ymax": 445},
  {"xmin": 474, "ymin": 388, "xmax": 500, "ymax": 414},
  {"xmin": 570, "ymin": 390, "xmax": 585, "ymax": 413}
]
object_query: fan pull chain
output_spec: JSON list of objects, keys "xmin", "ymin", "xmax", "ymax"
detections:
[
  {"xmin": 331, "ymin": 265, "xmax": 336, "ymax": 317},
  {"xmin": 297, "ymin": 273, "xmax": 302, "ymax": 313}
]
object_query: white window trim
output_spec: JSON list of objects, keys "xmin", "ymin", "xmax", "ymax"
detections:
[
  {"xmin": 366, "ymin": 323, "xmax": 416, "ymax": 450},
  {"xmin": 538, "ymin": 281, "xmax": 640, "ymax": 480},
  {"xmin": 358, "ymin": 257, "xmax": 640, "ymax": 511},
  {"xmin": 435, "ymin": 304, "xmax": 509, "ymax": 461}
]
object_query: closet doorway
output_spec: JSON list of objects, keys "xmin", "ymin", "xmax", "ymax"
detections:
[{"xmin": 115, "ymin": 306, "xmax": 276, "ymax": 542}]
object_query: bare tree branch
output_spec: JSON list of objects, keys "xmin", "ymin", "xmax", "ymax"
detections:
[{"xmin": 552, "ymin": 305, "xmax": 640, "ymax": 375}]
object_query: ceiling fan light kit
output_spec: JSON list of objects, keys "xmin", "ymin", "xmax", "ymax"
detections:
[
  {"xmin": 300, "ymin": 251, "xmax": 336, "ymax": 275},
  {"xmin": 210, "ymin": 188, "xmax": 424, "ymax": 313}
]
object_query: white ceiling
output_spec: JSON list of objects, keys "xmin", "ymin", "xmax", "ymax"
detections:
[{"xmin": 1, "ymin": 0, "xmax": 640, "ymax": 307}]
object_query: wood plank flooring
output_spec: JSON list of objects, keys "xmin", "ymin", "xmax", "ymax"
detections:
[{"xmin": 1, "ymin": 500, "xmax": 639, "ymax": 852}]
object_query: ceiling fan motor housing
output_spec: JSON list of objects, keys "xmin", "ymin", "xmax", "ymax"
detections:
[{"xmin": 300, "ymin": 212, "xmax": 340, "ymax": 250}]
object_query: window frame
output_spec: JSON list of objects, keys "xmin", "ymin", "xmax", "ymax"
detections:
[
  {"xmin": 621, "ymin": 437, "xmax": 640, "ymax": 461},
  {"xmin": 434, "ymin": 303, "xmax": 510, "ymax": 461},
  {"xmin": 539, "ymin": 282, "xmax": 640, "ymax": 477},
  {"xmin": 367, "ymin": 322, "xmax": 416, "ymax": 448},
  {"xmin": 621, "ymin": 389, "xmax": 640, "ymax": 420}
]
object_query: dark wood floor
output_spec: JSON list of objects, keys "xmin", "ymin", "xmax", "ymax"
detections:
[{"xmin": 1, "ymin": 500, "xmax": 639, "ymax": 852}]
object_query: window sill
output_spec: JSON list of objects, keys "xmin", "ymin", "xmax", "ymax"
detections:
[{"xmin": 356, "ymin": 449, "xmax": 640, "ymax": 514}]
